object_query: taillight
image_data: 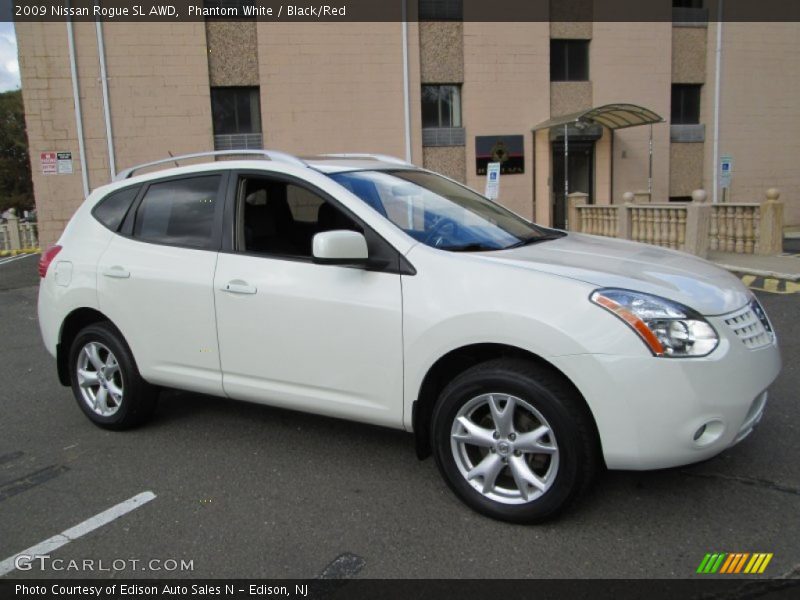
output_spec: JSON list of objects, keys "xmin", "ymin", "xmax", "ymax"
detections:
[{"xmin": 38, "ymin": 245, "xmax": 62, "ymax": 278}]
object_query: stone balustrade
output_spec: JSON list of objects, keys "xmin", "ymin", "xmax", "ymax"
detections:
[
  {"xmin": 629, "ymin": 205, "xmax": 688, "ymax": 251},
  {"xmin": 0, "ymin": 209, "xmax": 39, "ymax": 254},
  {"xmin": 566, "ymin": 188, "xmax": 784, "ymax": 258},
  {"xmin": 578, "ymin": 205, "xmax": 619, "ymax": 238}
]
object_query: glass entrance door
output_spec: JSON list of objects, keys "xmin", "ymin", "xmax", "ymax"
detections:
[{"xmin": 551, "ymin": 141, "xmax": 594, "ymax": 229}]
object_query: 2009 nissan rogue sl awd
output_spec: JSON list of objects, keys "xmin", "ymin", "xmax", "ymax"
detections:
[{"xmin": 38, "ymin": 150, "xmax": 781, "ymax": 523}]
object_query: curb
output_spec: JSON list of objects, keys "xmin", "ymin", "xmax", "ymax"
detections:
[
  {"xmin": 0, "ymin": 248, "xmax": 41, "ymax": 257},
  {"xmin": 714, "ymin": 263, "xmax": 800, "ymax": 282}
]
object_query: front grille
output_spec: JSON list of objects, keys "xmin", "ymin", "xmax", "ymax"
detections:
[{"xmin": 724, "ymin": 303, "xmax": 773, "ymax": 349}]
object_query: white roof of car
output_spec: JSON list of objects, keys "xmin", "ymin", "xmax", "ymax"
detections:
[
  {"xmin": 113, "ymin": 151, "xmax": 416, "ymax": 183},
  {"xmin": 303, "ymin": 156, "xmax": 413, "ymax": 173}
]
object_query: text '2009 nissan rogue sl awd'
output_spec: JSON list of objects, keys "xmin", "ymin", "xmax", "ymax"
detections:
[{"xmin": 38, "ymin": 150, "xmax": 781, "ymax": 523}]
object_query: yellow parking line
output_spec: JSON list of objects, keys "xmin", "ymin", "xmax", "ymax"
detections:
[
  {"xmin": 741, "ymin": 275, "xmax": 757, "ymax": 287},
  {"xmin": 742, "ymin": 276, "xmax": 800, "ymax": 295}
]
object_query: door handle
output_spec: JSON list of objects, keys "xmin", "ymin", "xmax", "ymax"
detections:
[
  {"xmin": 222, "ymin": 280, "xmax": 257, "ymax": 295},
  {"xmin": 102, "ymin": 266, "xmax": 130, "ymax": 279}
]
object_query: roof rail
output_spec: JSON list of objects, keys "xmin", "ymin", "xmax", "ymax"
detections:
[
  {"xmin": 318, "ymin": 153, "xmax": 413, "ymax": 167},
  {"xmin": 114, "ymin": 149, "xmax": 307, "ymax": 181}
]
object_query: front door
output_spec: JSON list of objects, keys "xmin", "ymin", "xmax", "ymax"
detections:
[
  {"xmin": 213, "ymin": 172, "xmax": 404, "ymax": 428},
  {"xmin": 551, "ymin": 141, "xmax": 594, "ymax": 229}
]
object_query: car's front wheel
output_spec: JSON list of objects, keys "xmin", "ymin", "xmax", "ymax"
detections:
[
  {"xmin": 68, "ymin": 322, "xmax": 158, "ymax": 429},
  {"xmin": 431, "ymin": 358, "xmax": 598, "ymax": 523}
]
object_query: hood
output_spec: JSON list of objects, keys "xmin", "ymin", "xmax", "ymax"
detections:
[{"xmin": 485, "ymin": 233, "xmax": 749, "ymax": 315}]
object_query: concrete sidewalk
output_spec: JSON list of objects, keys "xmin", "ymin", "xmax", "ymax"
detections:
[{"xmin": 710, "ymin": 251, "xmax": 800, "ymax": 281}]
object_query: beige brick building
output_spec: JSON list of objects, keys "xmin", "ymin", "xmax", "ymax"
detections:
[{"xmin": 15, "ymin": 9, "xmax": 800, "ymax": 248}]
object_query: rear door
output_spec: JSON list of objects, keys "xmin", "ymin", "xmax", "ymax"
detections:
[{"xmin": 97, "ymin": 172, "xmax": 228, "ymax": 395}]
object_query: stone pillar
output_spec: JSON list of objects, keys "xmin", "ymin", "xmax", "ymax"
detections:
[
  {"xmin": 757, "ymin": 188, "xmax": 784, "ymax": 256},
  {"xmin": 566, "ymin": 192, "xmax": 589, "ymax": 231},
  {"xmin": 692, "ymin": 189, "xmax": 708, "ymax": 203},
  {"xmin": 617, "ymin": 202, "xmax": 633, "ymax": 240},
  {"xmin": 684, "ymin": 202, "xmax": 711, "ymax": 258},
  {"xmin": 6, "ymin": 209, "xmax": 21, "ymax": 251}
]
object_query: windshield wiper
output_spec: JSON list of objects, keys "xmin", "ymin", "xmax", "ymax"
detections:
[
  {"xmin": 441, "ymin": 243, "xmax": 501, "ymax": 252},
  {"xmin": 505, "ymin": 233, "xmax": 566, "ymax": 250}
]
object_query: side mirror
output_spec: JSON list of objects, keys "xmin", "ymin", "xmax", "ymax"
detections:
[{"xmin": 312, "ymin": 230, "xmax": 369, "ymax": 265}]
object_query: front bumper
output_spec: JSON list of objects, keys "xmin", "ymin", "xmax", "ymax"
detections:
[{"xmin": 552, "ymin": 314, "xmax": 781, "ymax": 470}]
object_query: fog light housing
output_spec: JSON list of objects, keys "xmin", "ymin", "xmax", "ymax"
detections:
[
  {"xmin": 693, "ymin": 424, "xmax": 707, "ymax": 441},
  {"xmin": 693, "ymin": 420, "xmax": 725, "ymax": 447}
]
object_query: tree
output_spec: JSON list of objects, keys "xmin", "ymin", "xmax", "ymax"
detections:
[{"xmin": 0, "ymin": 89, "xmax": 34, "ymax": 214}]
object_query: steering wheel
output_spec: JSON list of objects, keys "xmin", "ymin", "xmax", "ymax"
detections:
[{"xmin": 424, "ymin": 218, "xmax": 459, "ymax": 248}]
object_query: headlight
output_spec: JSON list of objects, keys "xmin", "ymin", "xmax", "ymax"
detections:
[{"xmin": 590, "ymin": 288, "xmax": 719, "ymax": 357}]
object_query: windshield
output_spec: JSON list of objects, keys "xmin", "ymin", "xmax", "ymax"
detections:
[{"xmin": 328, "ymin": 170, "xmax": 562, "ymax": 251}]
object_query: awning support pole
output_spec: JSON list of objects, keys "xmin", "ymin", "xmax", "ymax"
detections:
[
  {"xmin": 564, "ymin": 123, "xmax": 569, "ymax": 204},
  {"xmin": 648, "ymin": 124, "xmax": 653, "ymax": 195}
]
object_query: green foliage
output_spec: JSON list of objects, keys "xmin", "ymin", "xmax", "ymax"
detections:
[{"xmin": 0, "ymin": 89, "xmax": 34, "ymax": 213}]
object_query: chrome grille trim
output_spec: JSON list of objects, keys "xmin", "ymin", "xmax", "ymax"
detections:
[{"xmin": 723, "ymin": 303, "xmax": 772, "ymax": 349}]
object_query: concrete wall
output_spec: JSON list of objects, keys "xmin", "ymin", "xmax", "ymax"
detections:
[
  {"xmin": 16, "ymin": 20, "xmax": 800, "ymax": 246},
  {"xmin": 702, "ymin": 22, "xmax": 800, "ymax": 225},
  {"xmin": 419, "ymin": 22, "xmax": 463, "ymax": 83},
  {"xmin": 17, "ymin": 22, "xmax": 214, "ymax": 248},
  {"xmin": 16, "ymin": 22, "xmax": 85, "ymax": 248},
  {"xmin": 550, "ymin": 81, "xmax": 592, "ymax": 117},
  {"xmin": 423, "ymin": 147, "xmax": 466, "ymax": 183},
  {"xmin": 671, "ymin": 26, "xmax": 706, "ymax": 84},
  {"xmin": 256, "ymin": 22, "xmax": 420, "ymax": 161},
  {"xmin": 670, "ymin": 142, "xmax": 704, "ymax": 197},
  {"xmin": 463, "ymin": 22, "xmax": 550, "ymax": 220},
  {"xmin": 206, "ymin": 20, "xmax": 259, "ymax": 86},
  {"xmin": 592, "ymin": 22, "xmax": 672, "ymax": 203}
]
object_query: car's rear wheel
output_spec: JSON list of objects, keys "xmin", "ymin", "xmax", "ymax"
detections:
[
  {"xmin": 69, "ymin": 322, "xmax": 157, "ymax": 429},
  {"xmin": 431, "ymin": 358, "xmax": 598, "ymax": 523}
]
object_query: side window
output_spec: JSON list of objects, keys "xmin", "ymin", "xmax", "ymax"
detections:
[
  {"xmin": 92, "ymin": 186, "xmax": 140, "ymax": 232},
  {"xmin": 238, "ymin": 177, "xmax": 361, "ymax": 258},
  {"xmin": 133, "ymin": 175, "xmax": 221, "ymax": 249}
]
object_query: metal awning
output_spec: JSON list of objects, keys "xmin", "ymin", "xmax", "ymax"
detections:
[
  {"xmin": 533, "ymin": 103, "xmax": 663, "ymax": 131},
  {"xmin": 534, "ymin": 104, "xmax": 664, "ymax": 206}
]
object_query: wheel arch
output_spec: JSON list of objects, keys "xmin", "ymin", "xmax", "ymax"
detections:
[
  {"xmin": 412, "ymin": 343, "xmax": 602, "ymax": 462},
  {"xmin": 56, "ymin": 307, "xmax": 118, "ymax": 386}
]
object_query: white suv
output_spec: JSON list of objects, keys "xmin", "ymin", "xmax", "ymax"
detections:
[{"xmin": 38, "ymin": 150, "xmax": 781, "ymax": 523}]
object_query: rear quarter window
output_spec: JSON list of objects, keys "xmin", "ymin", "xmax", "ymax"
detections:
[
  {"xmin": 133, "ymin": 175, "xmax": 222, "ymax": 249},
  {"xmin": 92, "ymin": 186, "xmax": 140, "ymax": 232}
]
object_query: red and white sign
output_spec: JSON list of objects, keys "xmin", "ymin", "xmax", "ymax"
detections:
[{"xmin": 40, "ymin": 152, "xmax": 57, "ymax": 175}]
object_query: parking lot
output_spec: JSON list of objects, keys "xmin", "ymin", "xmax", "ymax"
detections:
[{"xmin": 1, "ymin": 253, "xmax": 799, "ymax": 579}]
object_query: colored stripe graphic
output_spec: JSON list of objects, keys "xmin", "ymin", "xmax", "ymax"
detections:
[
  {"xmin": 719, "ymin": 554, "xmax": 736, "ymax": 573},
  {"xmin": 699, "ymin": 553, "xmax": 774, "ymax": 574},
  {"xmin": 697, "ymin": 554, "xmax": 713, "ymax": 573}
]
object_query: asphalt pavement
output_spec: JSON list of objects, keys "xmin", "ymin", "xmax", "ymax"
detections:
[{"xmin": 1, "ymin": 254, "xmax": 798, "ymax": 579}]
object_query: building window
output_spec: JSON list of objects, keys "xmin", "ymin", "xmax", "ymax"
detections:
[
  {"xmin": 419, "ymin": 0, "xmax": 463, "ymax": 20},
  {"xmin": 211, "ymin": 87, "xmax": 261, "ymax": 135},
  {"xmin": 422, "ymin": 85, "xmax": 462, "ymax": 129},
  {"xmin": 550, "ymin": 40, "xmax": 590, "ymax": 82},
  {"xmin": 671, "ymin": 84, "xmax": 702, "ymax": 124},
  {"xmin": 672, "ymin": 0, "xmax": 708, "ymax": 24}
]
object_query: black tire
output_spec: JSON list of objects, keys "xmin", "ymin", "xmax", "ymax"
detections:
[
  {"xmin": 431, "ymin": 358, "xmax": 599, "ymax": 523},
  {"xmin": 68, "ymin": 322, "xmax": 158, "ymax": 430}
]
